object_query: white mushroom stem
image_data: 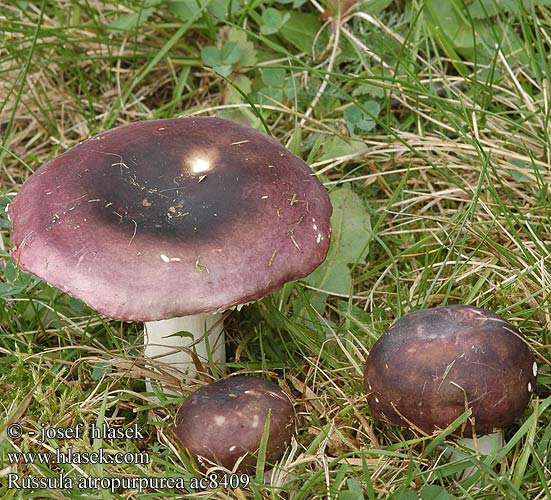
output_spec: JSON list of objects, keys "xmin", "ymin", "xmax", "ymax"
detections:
[
  {"xmin": 458, "ymin": 431, "xmax": 503, "ymax": 456},
  {"xmin": 144, "ymin": 313, "xmax": 225, "ymax": 383},
  {"xmin": 450, "ymin": 431, "xmax": 503, "ymax": 478}
]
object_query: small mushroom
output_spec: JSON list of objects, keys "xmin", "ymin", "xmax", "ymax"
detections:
[
  {"xmin": 8, "ymin": 117, "xmax": 332, "ymax": 382},
  {"xmin": 364, "ymin": 305, "xmax": 537, "ymax": 453},
  {"xmin": 174, "ymin": 376, "xmax": 295, "ymax": 472}
]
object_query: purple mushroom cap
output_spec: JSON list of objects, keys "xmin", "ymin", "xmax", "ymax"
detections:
[
  {"xmin": 364, "ymin": 305, "xmax": 537, "ymax": 437},
  {"xmin": 174, "ymin": 376, "xmax": 295, "ymax": 472},
  {"xmin": 9, "ymin": 117, "xmax": 331, "ymax": 321}
]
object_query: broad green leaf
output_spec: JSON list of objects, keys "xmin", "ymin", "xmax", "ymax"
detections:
[
  {"xmin": 505, "ymin": 159, "xmax": 544, "ymax": 183},
  {"xmin": 231, "ymin": 74, "xmax": 252, "ymax": 93},
  {"xmin": 69, "ymin": 296, "xmax": 86, "ymax": 312},
  {"xmin": 0, "ymin": 284, "xmax": 26, "ymax": 297},
  {"xmin": 327, "ymin": 188, "xmax": 371, "ymax": 263},
  {"xmin": 220, "ymin": 41, "xmax": 241, "ymax": 65},
  {"xmin": 209, "ymin": 0, "xmax": 242, "ymax": 19},
  {"xmin": 423, "ymin": 0, "xmax": 531, "ymax": 65},
  {"xmin": 424, "ymin": 0, "xmax": 480, "ymax": 52},
  {"xmin": 307, "ymin": 261, "xmax": 352, "ymax": 297},
  {"xmin": 214, "ymin": 65, "xmax": 233, "ymax": 77},
  {"xmin": 283, "ymin": 75, "xmax": 298, "ymax": 99},
  {"xmin": 260, "ymin": 8, "xmax": 289, "ymax": 35},
  {"xmin": 168, "ymin": 0, "xmax": 242, "ymax": 21},
  {"xmin": 363, "ymin": 0, "xmax": 393, "ymax": 15},
  {"xmin": 278, "ymin": 11, "xmax": 326, "ymax": 54},
  {"xmin": 339, "ymin": 477, "xmax": 365, "ymax": 500},
  {"xmin": 304, "ymin": 188, "xmax": 371, "ymax": 297},
  {"xmin": 259, "ymin": 86, "xmax": 283, "ymax": 105},
  {"xmin": 107, "ymin": 7, "xmax": 155, "ymax": 33},
  {"xmin": 227, "ymin": 74, "xmax": 252, "ymax": 104},
  {"xmin": 262, "ymin": 67, "xmax": 286, "ymax": 87},
  {"xmin": 316, "ymin": 135, "xmax": 368, "ymax": 163},
  {"xmin": 393, "ymin": 492, "xmax": 418, "ymax": 500},
  {"xmin": 201, "ymin": 42, "xmax": 241, "ymax": 76},
  {"xmin": 91, "ymin": 361, "xmax": 112, "ymax": 381},
  {"xmin": 467, "ymin": 0, "xmax": 551, "ymax": 19},
  {"xmin": 420, "ymin": 485, "xmax": 454, "ymax": 500},
  {"xmin": 226, "ymin": 27, "xmax": 258, "ymax": 67},
  {"xmin": 275, "ymin": 0, "xmax": 307, "ymax": 7},
  {"xmin": 353, "ymin": 83, "xmax": 385, "ymax": 99},
  {"xmin": 167, "ymin": 0, "xmax": 205, "ymax": 19},
  {"xmin": 201, "ymin": 45, "xmax": 222, "ymax": 67},
  {"xmin": 344, "ymin": 101, "xmax": 380, "ymax": 134},
  {"xmin": 4, "ymin": 260, "xmax": 17, "ymax": 282},
  {"xmin": 201, "ymin": 42, "xmax": 239, "ymax": 76}
]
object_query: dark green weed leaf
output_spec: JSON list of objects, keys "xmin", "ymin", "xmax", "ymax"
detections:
[
  {"xmin": 316, "ymin": 136, "xmax": 368, "ymax": 163},
  {"xmin": 262, "ymin": 68, "xmax": 286, "ymax": 87},
  {"xmin": 304, "ymin": 188, "xmax": 371, "ymax": 299},
  {"xmin": 220, "ymin": 41, "xmax": 241, "ymax": 66},
  {"xmin": 363, "ymin": 0, "xmax": 393, "ymax": 14},
  {"xmin": 420, "ymin": 485, "xmax": 455, "ymax": 500},
  {"xmin": 201, "ymin": 45, "xmax": 222, "ymax": 67},
  {"xmin": 107, "ymin": 5, "xmax": 157, "ymax": 33},
  {"xmin": 225, "ymin": 27, "xmax": 257, "ymax": 67},
  {"xmin": 393, "ymin": 492, "xmax": 418, "ymax": 500},
  {"xmin": 279, "ymin": 11, "xmax": 326, "ymax": 54},
  {"xmin": 260, "ymin": 8, "xmax": 290, "ymax": 35},
  {"xmin": 259, "ymin": 68, "xmax": 289, "ymax": 104},
  {"xmin": 506, "ymin": 159, "xmax": 545, "ymax": 183},
  {"xmin": 423, "ymin": 0, "xmax": 533, "ymax": 67},
  {"xmin": 339, "ymin": 478, "xmax": 365, "ymax": 500},
  {"xmin": 167, "ymin": 0, "xmax": 205, "ymax": 19},
  {"xmin": 353, "ymin": 83, "xmax": 385, "ymax": 99},
  {"xmin": 0, "ymin": 261, "xmax": 34, "ymax": 297},
  {"xmin": 201, "ymin": 42, "xmax": 241, "ymax": 76},
  {"xmin": 467, "ymin": 0, "xmax": 551, "ymax": 19},
  {"xmin": 167, "ymin": 0, "xmax": 241, "ymax": 21},
  {"xmin": 91, "ymin": 361, "xmax": 112, "ymax": 381},
  {"xmin": 4, "ymin": 260, "xmax": 17, "ymax": 282},
  {"xmin": 274, "ymin": 0, "xmax": 307, "ymax": 7},
  {"xmin": 0, "ymin": 283, "xmax": 26, "ymax": 297},
  {"xmin": 0, "ymin": 195, "xmax": 12, "ymax": 216},
  {"xmin": 69, "ymin": 296, "xmax": 86, "ymax": 313},
  {"xmin": 344, "ymin": 102, "xmax": 380, "ymax": 134},
  {"xmin": 259, "ymin": 86, "xmax": 283, "ymax": 104}
]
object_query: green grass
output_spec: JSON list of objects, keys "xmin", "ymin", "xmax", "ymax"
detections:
[{"xmin": 1, "ymin": 0, "xmax": 551, "ymax": 498}]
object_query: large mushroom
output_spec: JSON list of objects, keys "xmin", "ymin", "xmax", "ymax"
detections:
[
  {"xmin": 364, "ymin": 305, "xmax": 537, "ymax": 454},
  {"xmin": 8, "ymin": 117, "xmax": 331, "ymax": 382},
  {"xmin": 174, "ymin": 376, "xmax": 295, "ymax": 472}
]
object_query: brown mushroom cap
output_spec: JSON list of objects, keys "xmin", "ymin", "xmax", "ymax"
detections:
[
  {"xmin": 364, "ymin": 305, "xmax": 537, "ymax": 437},
  {"xmin": 174, "ymin": 376, "xmax": 295, "ymax": 472},
  {"xmin": 9, "ymin": 117, "xmax": 331, "ymax": 321}
]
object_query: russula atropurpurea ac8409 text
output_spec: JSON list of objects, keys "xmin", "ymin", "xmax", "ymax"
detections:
[{"xmin": 8, "ymin": 117, "xmax": 332, "ymax": 381}]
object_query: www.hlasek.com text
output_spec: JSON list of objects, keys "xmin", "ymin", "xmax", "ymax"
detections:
[{"xmin": 8, "ymin": 447, "xmax": 149, "ymax": 465}]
